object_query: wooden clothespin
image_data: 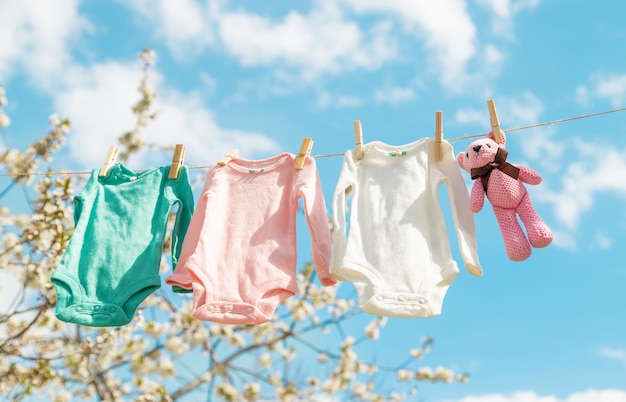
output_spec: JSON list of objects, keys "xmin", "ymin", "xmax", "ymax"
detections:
[
  {"xmin": 354, "ymin": 120, "xmax": 364, "ymax": 160},
  {"xmin": 99, "ymin": 145, "xmax": 119, "ymax": 177},
  {"xmin": 434, "ymin": 111, "xmax": 443, "ymax": 161},
  {"xmin": 217, "ymin": 149, "xmax": 239, "ymax": 166},
  {"xmin": 487, "ymin": 99, "xmax": 504, "ymax": 144},
  {"xmin": 294, "ymin": 138, "xmax": 313, "ymax": 170},
  {"xmin": 168, "ymin": 144, "xmax": 186, "ymax": 179}
]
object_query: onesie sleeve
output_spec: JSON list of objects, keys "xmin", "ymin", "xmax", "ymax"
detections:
[
  {"xmin": 296, "ymin": 156, "xmax": 336, "ymax": 287},
  {"xmin": 165, "ymin": 166, "xmax": 214, "ymax": 292},
  {"xmin": 435, "ymin": 141, "xmax": 483, "ymax": 276},
  {"xmin": 330, "ymin": 151, "xmax": 357, "ymax": 280},
  {"xmin": 73, "ymin": 169, "xmax": 99, "ymax": 225},
  {"xmin": 166, "ymin": 166, "xmax": 196, "ymax": 293}
]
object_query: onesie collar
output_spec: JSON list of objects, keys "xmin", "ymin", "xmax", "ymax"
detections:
[
  {"xmin": 367, "ymin": 138, "xmax": 431, "ymax": 158},
  {"xmin": 225, "ymin": 153, "xmax": 292, "ymax": 174},
  {"xmin": 98, "ymin": 163, "xmax": 161, "ymax": 184}
]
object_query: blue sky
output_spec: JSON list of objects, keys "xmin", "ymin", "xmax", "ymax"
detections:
[{"xmin": 2, "ymin": 0, "xmax": 626, "ymax": 401}]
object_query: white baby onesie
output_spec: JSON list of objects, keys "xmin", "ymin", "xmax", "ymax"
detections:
[{"xmin": 331, "ymin": 138, "xmax": 482, "ymax": 318}]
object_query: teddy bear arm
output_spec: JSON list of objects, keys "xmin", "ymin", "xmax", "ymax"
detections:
[
  {"xmin": 517, "ymin": 165, "xmax": 542, "ymax": 185},
  {"xmin": 470, "ymin": 181, "xmax": 485, "ymax": 212}
]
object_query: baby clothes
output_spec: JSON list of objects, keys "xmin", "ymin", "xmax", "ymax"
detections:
[
  {"xmin": 166, "ymin": 153, "xmax": 336, "ymax": 325},
  {"xmin": 52, "ymin": 163, "xmax": 194, "ymax": 327},
  {"xmin": 331, "ymin": 138, "xmax": 482, "ymax": 318}
]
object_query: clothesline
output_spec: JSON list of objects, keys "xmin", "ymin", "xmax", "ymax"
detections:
[{"xmin": 1, "ymin": 106, "xmax": 625, "ymax": 177}]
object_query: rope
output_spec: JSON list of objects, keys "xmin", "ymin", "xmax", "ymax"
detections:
[{"xmin": 1, "ymin": 106, "xmax": 625, "ymax": 178}]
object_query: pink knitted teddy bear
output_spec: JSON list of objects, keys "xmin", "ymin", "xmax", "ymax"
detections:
[{"xmin": 456, "ymin": 131, "xmax": 553, "ymax": 261}]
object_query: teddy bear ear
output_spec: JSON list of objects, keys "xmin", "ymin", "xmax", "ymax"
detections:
[
  {"xmin": 486, "ymin": 130, "xmax": 506, "ymax": 145},
  {"xmin": 456, "ymin": 152, "xmax": 465, "ymax": 168}
]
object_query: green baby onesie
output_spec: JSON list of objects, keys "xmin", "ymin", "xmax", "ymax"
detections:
[{"xmin": 51, "ymin": 163, "xmax": 194, "ymax": 327}]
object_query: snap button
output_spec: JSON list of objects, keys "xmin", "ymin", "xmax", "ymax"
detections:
[
  {"xmin": 93, "ymin": 305, "xmax": 101, "ymax": 311},
  {"xmin": 224, "ymin": 305, "xmax": 233, "ymax": 312},
  {"xmin": 398, "ymin": 295, "xmax": 405, "ymax": 302},
  {"xmin": 76, "ymin": 306, "xmax": 83, "ymax": 312},
  {"xmin": 109, "ymin": 307, "xmax": 116, "ymax": 313},
  {"xmin": 377, "ymin": 295, "xmax": 384, "ymax": 301},
  {"xmin": 417, "ymin": 298, "xmax": 426, "ymax": 304},
  {"xmin": 247, "ymin": 307, "xmax": 254, "ymax": 313}
]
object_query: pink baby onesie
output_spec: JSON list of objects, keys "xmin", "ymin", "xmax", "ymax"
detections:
[{"xmin": 166, "ymin": 153, "xmax": 336, "ymax": 324}]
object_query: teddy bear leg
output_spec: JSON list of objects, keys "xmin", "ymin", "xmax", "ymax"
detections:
[
  {"xmin": 517, "ymin": 193, "xmax": 553, "ymax": 249},
  {"xmin": 492, "ymin": 206, "xmax": 532, "ymax": 261}
]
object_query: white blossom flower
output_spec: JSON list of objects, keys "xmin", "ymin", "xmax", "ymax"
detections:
[
  {"xmin": 144, "ymin": 322, "xmax": 165, "ymax": 338},
  {"xmin": 48, "ymin": 114, "xmax": 61, "ymax": 126},
  {"xmin": 317, "ymin": 353, "xmax": 329, "ymax": 363},
  {"xmin": 364, "ymin": 320, "xmax": 380, "ymax": 340},
  {"xmin": 415, "ymin": 367, "xmax": 433, "ymax": 380},
  {"xmin": 434, "ymin": 366, "xmax": 454, "ymax": 382},
  {"xmin": 216, "ymin": 382, "xmax": 241, "ymax": 400},
  {"xmin": 164, "ymin": 335, "xmax": 189, "ymax": 355},
  {"xmin": 243, "ymin": 382, "xmax": 261, "ymax": 400},
  {"xmin": 291, "ymin": 300, "xmax": 314, "ymax": 321},
  {"xmin": 3, "ymin": 232, "xmax": 20, "ymax": 249},
  {"xmin": 343, "ymin": 336, "xmax": 355, "ymax": 346},
  {"xmin": 268, "ymin": 374, "xmax": 282, "ymax": 386},
  {"xmin": 307, "ymin": 377, "xmax": 320, "ymax": 388},
  {"xmin": 138, "ymin": 48, "xmax": 156, "ymax": 66},
  {"xmin": 396, "ymin": 369, "xmax": 412, "ymax": 382},
  {"xmin": 158, "ymin": 357, "xmax": 175, "ymax": 377},
  {"xmin": 0, "ymin": 110, "xmax": 11, "ymax": 128},
  {"xmin": 335, "ymin": 299, "xmax": 349, "ymax": 313},
  {"xmin": 281, "ymin": 348, "xmax": 296, "ymax": 362},
  {"xmin": 321, "ymin": 378, "xmax": 342, "ymax": 394},
  {"xmin": 352, "ymin": 383, "xmax": 370, "ymax": 399},
  {"xmin": 52, "ymin": 390, "xmax": 72, "ymax": 402},
  {"xmin": 410, "ymin": 348, "xmax": 424, "ymax": 359},
  {"xmin": 258, "ymin": 353, "xmax": 272, "ymax": 368},
  {"xmin": 228, "ymin": 333, "xmax": 246, "ymax": 346}
]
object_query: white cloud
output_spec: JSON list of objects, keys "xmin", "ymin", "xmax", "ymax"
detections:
[
  {"xmin": 217, "ymin": 2, "xmax": 397, "ymax": 80},
  {"xmin": 599, "ymin": 347, "xmax": 626, "ymax": 364},
  {"xmin": 144, "ymin": 88, "xmax": 280, "ymax": 164},
  {"xmin": 535, "ymin": 143, "xmax": 626, "ymax": 230},
  {"xmin": 513, "ymin": 128, "xmax": 565, "ymax": 175},
  {"xmin": 577, "ymin": 73, "xmax": 626, "ymax": 108},
  {"xmin": 316, "ymin": 90, "xmax": 363, "ymax": 109},
  {"xmin": 549, "ymin": 229, "xmax": 576, "ymax": 251},
  {"xmin": 0, "ymin": 0, "xmax": 90, "ymax": 89},
  {"xmin": 476, "ymin": 0, "xmax": 541, "ymax": 37},
  {"xmin": 0, "ymin": 270, "xmax": 23, "ymax": 316},
  {"xmin": 374, "ymin": 87, "xmax": 415, "ymax": 104},
  {"xmin": 124, "ymin": 0, "xmax": 397, "ymax": 80},
  {"xmin": 119, "ymin": 0, "xmax": 509, "ymax": 93},
  {"xmin": 124, "ymin": 0, "xmax": 215, "ymax": 60},
  {"xmin": 575, "ymin": 85, "xmax": 591, "ymax": 106},
  {"xmin": 593, "ymin": 232, "xmax": 613, "ymax": 250},
  {"xmin": 344, "ymin": 0, "xmax": 477, "ymax": 90},
  {"xmin": 53, "ymin": 62, "xmax": 279, "ymax": 169},
  {"xmin": 455, "ymin": 107, "xmax": 486, "ymax": 126},
  {"xmin": 451, "ymin": 389, "xmax": 626, "ymax": 402},
  {"xmin": 454, "ymin": 91, "xmax": 544, "ymax": 130},
  {"xmin": 497, "ymin": 91, "xmax": 544, "ymax": 127},
  {"xmin": 53, "ymin": 62, "xmax": 142, "ymax": 166},
  {"xmin": 485, "ymin": 44, "xmax": 506, "ymax": 65},
  {"xmin": 117, "ymin": 1, "xmax": 540, "ymax": 95},
  {"xmin": 199, "ymin": 72, "xmax": 217, "ymax": 97},
  {"xmin": 0, "ymin": 0, "xmax": 279, "ymax": 170}
]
